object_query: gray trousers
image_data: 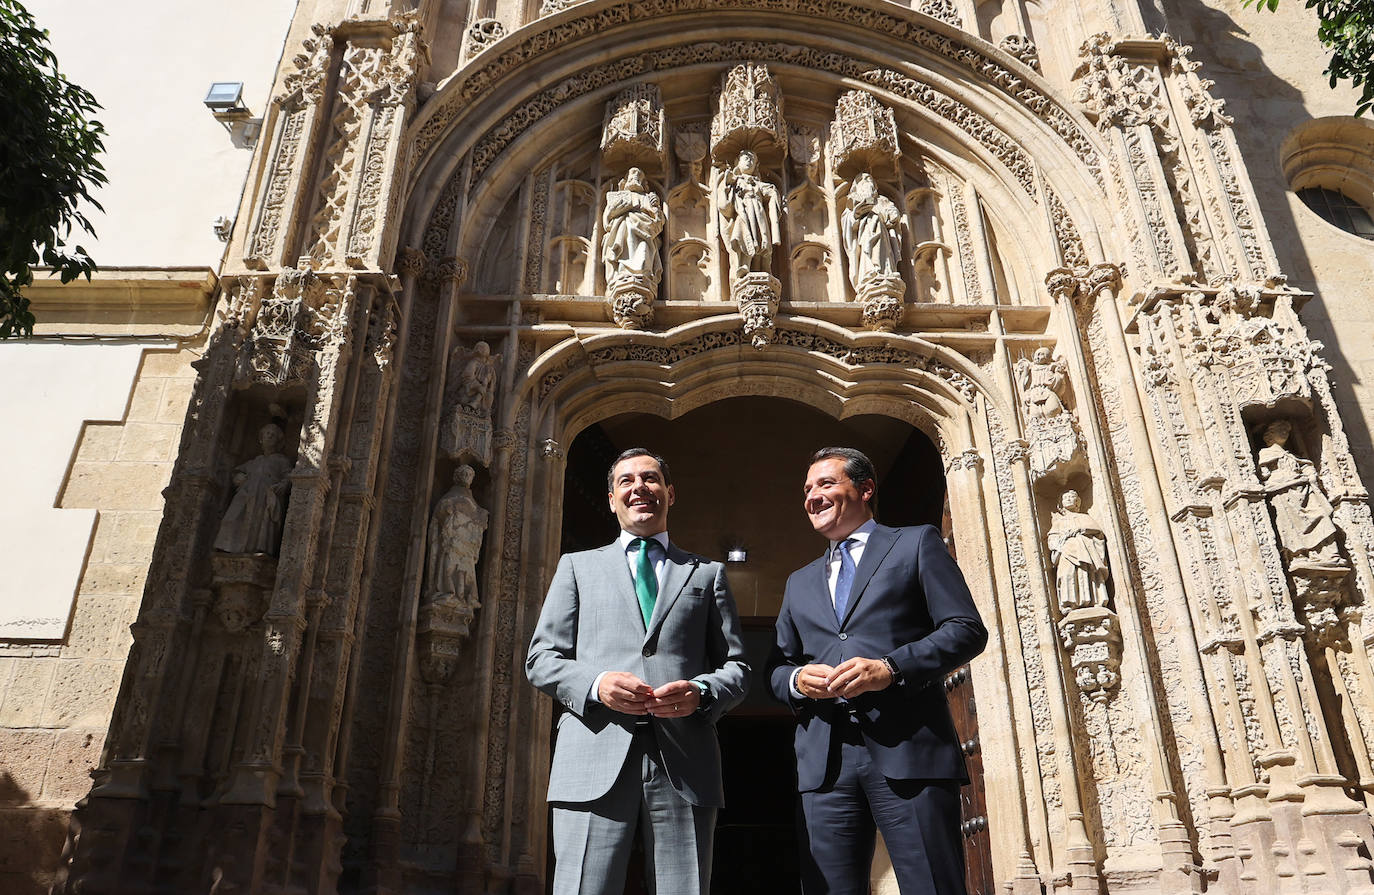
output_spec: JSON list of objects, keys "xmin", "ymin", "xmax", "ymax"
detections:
[{"xmin": 551, "ymin": 735, "xmax": 716, "ymax": 895}]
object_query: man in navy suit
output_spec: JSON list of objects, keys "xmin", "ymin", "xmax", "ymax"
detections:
[{"xmin": 768, "ymin": 447, "xmax": 988, "ymax": 895}]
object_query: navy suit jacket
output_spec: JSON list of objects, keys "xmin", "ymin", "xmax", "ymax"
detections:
[{"xmin": 767, "ymin": 523, "xmax": 988, "ymax": 792}]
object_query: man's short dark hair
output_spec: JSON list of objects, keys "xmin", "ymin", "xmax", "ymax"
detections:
[
  {"xmin": 607, "ymin": 448, "xmax": 672, "ymax": 491},
  {"xmin": 809, "ymin": 447, "xmax": 877, "ymax": 490}
]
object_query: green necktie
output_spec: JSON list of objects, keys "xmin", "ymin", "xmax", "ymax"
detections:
[{"xmin": 632, "ymin": 537, "xmax": 659, "ymax": 626}]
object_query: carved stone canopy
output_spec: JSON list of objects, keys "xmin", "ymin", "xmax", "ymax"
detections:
[
  {"xmin": 601, "ymin": 82, "xmax": 667, "ymax": 173},
  {"xmin": 829, "ymin": 90, "xmax": 901, "ymax": 180},
  {"xmin": 710, "ymin": 62, "xmax": 787, "ymax": 165}
]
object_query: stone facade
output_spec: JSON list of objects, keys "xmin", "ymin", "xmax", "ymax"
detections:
[{"xmin": 3, "ymin": 0, "xmax": 1374, "ymax": 893}]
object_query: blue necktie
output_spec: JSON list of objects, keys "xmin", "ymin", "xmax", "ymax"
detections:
[{"xmin": 833, "ymin": 538, "xmax": 857, "ymax": 624}]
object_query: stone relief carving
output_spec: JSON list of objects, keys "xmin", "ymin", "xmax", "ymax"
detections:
[
  {"xmin": 999, "ymin": 35, "xmax": 1041, "ymax": 72},
  {"xmin": 441, "ymin": 341, "xmax": 500, "ymax": 467},
  {"xmin": 464, "ymin": 18, "xmax": 506, "ymax": 60},
  {"xmin": 601, "ymin": 166, "xmax": 665, "ymax": 329},
  {"xmin": 240, "ymin": 261, "xmax": 342, "ymax": 387},
  {"xmin": 419, "ymin": 465, "xmax": 491, "ymax": 684},
  {"xmin": 412, "ymin": 0, "xmax": 1102, "ymax": 188},
  {"xmin": 1015, "ymin": 347, "xmax": 1085, "ymax": 481},
  {"xmin": 841, "ymin": 173, "xmax": 906, "ymax": 331},
  {"xmin": 214, "ymin": 420, "xmax": 294, "ymax": 556},
  {"xmin": 915, "ymin": 0, "xmax": 962, "ymax": 26}
]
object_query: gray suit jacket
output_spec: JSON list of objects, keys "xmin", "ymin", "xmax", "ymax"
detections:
[{"xmin": 526, "ymin": 539, "xmax": 750, "ymax": 807}]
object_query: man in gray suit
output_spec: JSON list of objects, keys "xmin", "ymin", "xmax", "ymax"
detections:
[{"xmin": 527, "ymin": 448, "xmax": 750, "ymax": 895}]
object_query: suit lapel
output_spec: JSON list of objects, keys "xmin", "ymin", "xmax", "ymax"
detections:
[
  {"xmin": 838, "ymin": 525, "xmax": 898, "ymax": 630},
  {"xmin": 602, "ymin": 541, "xmax": 647, "ymax": 634},
  {"xmin": 810, "ymin": 553, "xmax": 838, "ymax": 630},
  {"xmin": 645, "ymin": 543, "xmax": 698, "ymax": 641}
]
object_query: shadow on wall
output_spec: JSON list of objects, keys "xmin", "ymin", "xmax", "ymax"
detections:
[
  {"xmin": 1163, "ymin": 0, "xmax": 1374, "ymax": 480},
  {"xmin": 0, "ymin": 772, "xmax": 70, "ymax": 895}
]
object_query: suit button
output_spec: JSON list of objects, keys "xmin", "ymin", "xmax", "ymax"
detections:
[
  {"xmin": 642, "ymin": 647, "xmax": 653, "ymax": 657},
  {"xmin": 838, "ymin": 633, "xmax": 848, "ymax": 640}
]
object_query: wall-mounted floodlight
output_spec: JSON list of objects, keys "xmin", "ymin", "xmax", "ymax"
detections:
[
  {"xmin": 204, "ymin": 82, "xmax": 261, "ymax": 149},
  {"xmin": 726, "ymin": 547, "xmax": 748, "ymax": 563},
  {"xmin": 204, "ymin": 82, "xmax": 247, "ymax": 114}
]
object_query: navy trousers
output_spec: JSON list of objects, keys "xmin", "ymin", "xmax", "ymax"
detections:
[{"xmin": 798, "ymin": 719, "xmax": 966, "ymax": 895}]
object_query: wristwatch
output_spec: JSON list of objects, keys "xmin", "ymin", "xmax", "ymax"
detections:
[
  {"xmin": 692, "ymin": 680, "xmax": 714, "ymax": 712},
  {"xmin": 880, "ymin": 656, "xmax": 903, "ymax": 687}
]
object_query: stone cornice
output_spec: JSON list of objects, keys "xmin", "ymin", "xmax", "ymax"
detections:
[{"xmin": 25, "ymin": 267, "xmax": 218, "ymax": 338}]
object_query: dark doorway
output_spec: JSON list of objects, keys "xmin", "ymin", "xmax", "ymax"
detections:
[{"xmin": 554, "ymin": 397, "xmax": 990, "ymax": 894}]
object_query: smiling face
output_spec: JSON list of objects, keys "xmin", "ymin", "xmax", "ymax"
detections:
[
  {"xmin": 608, "ymin": 454, "xmax": 675, "ymax": 536},
  {"xmin": 803, "ymin": 457, "xmax": 875, "ymax": 541}
]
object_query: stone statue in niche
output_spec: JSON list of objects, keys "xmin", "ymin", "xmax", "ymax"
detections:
[
  {"xmin": 1016, "ymin": 347, "xmax": 1071, "ymax": 419},
  {"xmin": 215, "ymin": 422, "xmax": 293, "ymax": 555},
  {"xmin": 423, "ymin": 464, "xmax": 490, "ymax": 632},
  {"xmin": 1257, "ymin": 419, "xmax": 1345, "ymax": 569},
  {"xmin": 441, "ymin": 341, "xmax": 499, "ymax": 466},
  {"xmin": 716, "ymin": 150, "xmax": 784, "ymax": 282},
  {"xmin": 842, "ymin": 173, "xmax": 902, "ymax": 288},
  {"xmin": 841, "ymin": 173, "xmax": 907, "ymax": 331},
  {"xmin": 601, "ymin": 167, "xmax": 665, "ymax": 329},
  {"xmin": 1015, "ymin": 348, "xmax": 1084, "ymax": 480},
  {"xmin": 1047, "ymin": 490, "xmax": 1111, "ymax": 614},
  {"xmin": 457, "ymin": 341, "xmax": 496, "ymax": 415}
]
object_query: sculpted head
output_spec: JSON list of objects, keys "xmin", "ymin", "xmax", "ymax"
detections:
[
  {"xmin": 1263, "ymin": 419, "xmax": 1292, "ymax": 447},
  {"xmin": 259, "ymin": 422, "xmax": 285, "ymax": 454},
  {"xmin": 473, "ymin": 341, "xmax": 491, "ymax": 358},
  {"xmin": 623, "ymin": 167, "xmax": 647, "ymax": 192},
  {"xmin": 1059, "ymin": 489, "xmax": 1082, "ymax": 513},
  {"xmin": 735, "ymin": 150, "xmax": 758, "ymax": 175},
  {"xmin": 454, "ymin": 464, "xmax": 476, "ymax": 488},
  {"xmin": 1033, "ymin": 346, "xmax": 1052, "ymax": 365},
  {"xmin": 850, "ymin": 172, "xmax": 877, "ymax": 203}
]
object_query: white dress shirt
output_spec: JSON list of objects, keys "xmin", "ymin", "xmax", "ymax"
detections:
[
  {"xmin": 589, "ymin": 530, "xmax": 671, "ymax": 703},
  {"xmin": 791, "ymin": 517, "xmax": 878, "ymax": 698}
]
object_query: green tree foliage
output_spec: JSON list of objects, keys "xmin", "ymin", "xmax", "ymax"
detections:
[
  {"xmin": 0, "ymin": 0, "xmax": 106, "ymax": 338},
  {"xmin": 1246, "ymin": 0, "xmax": 1374, "ymax": 117}
]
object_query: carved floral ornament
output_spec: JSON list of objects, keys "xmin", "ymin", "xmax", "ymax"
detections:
[
  {"xmin": 407, "ymin": 0, "xmax": 1103, "ymax": 182},
  {"xmin": 530, "ymin": 321, "xmax": 984, "ymax": 408}
]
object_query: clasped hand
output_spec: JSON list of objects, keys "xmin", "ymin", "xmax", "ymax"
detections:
[
  {"xmin": 598, "ymin": 672, "xmax": 699, "ymax": 718},
  {"xmin": 796, "ymin": 657, "xmax": 892, "ymax": 700}
]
